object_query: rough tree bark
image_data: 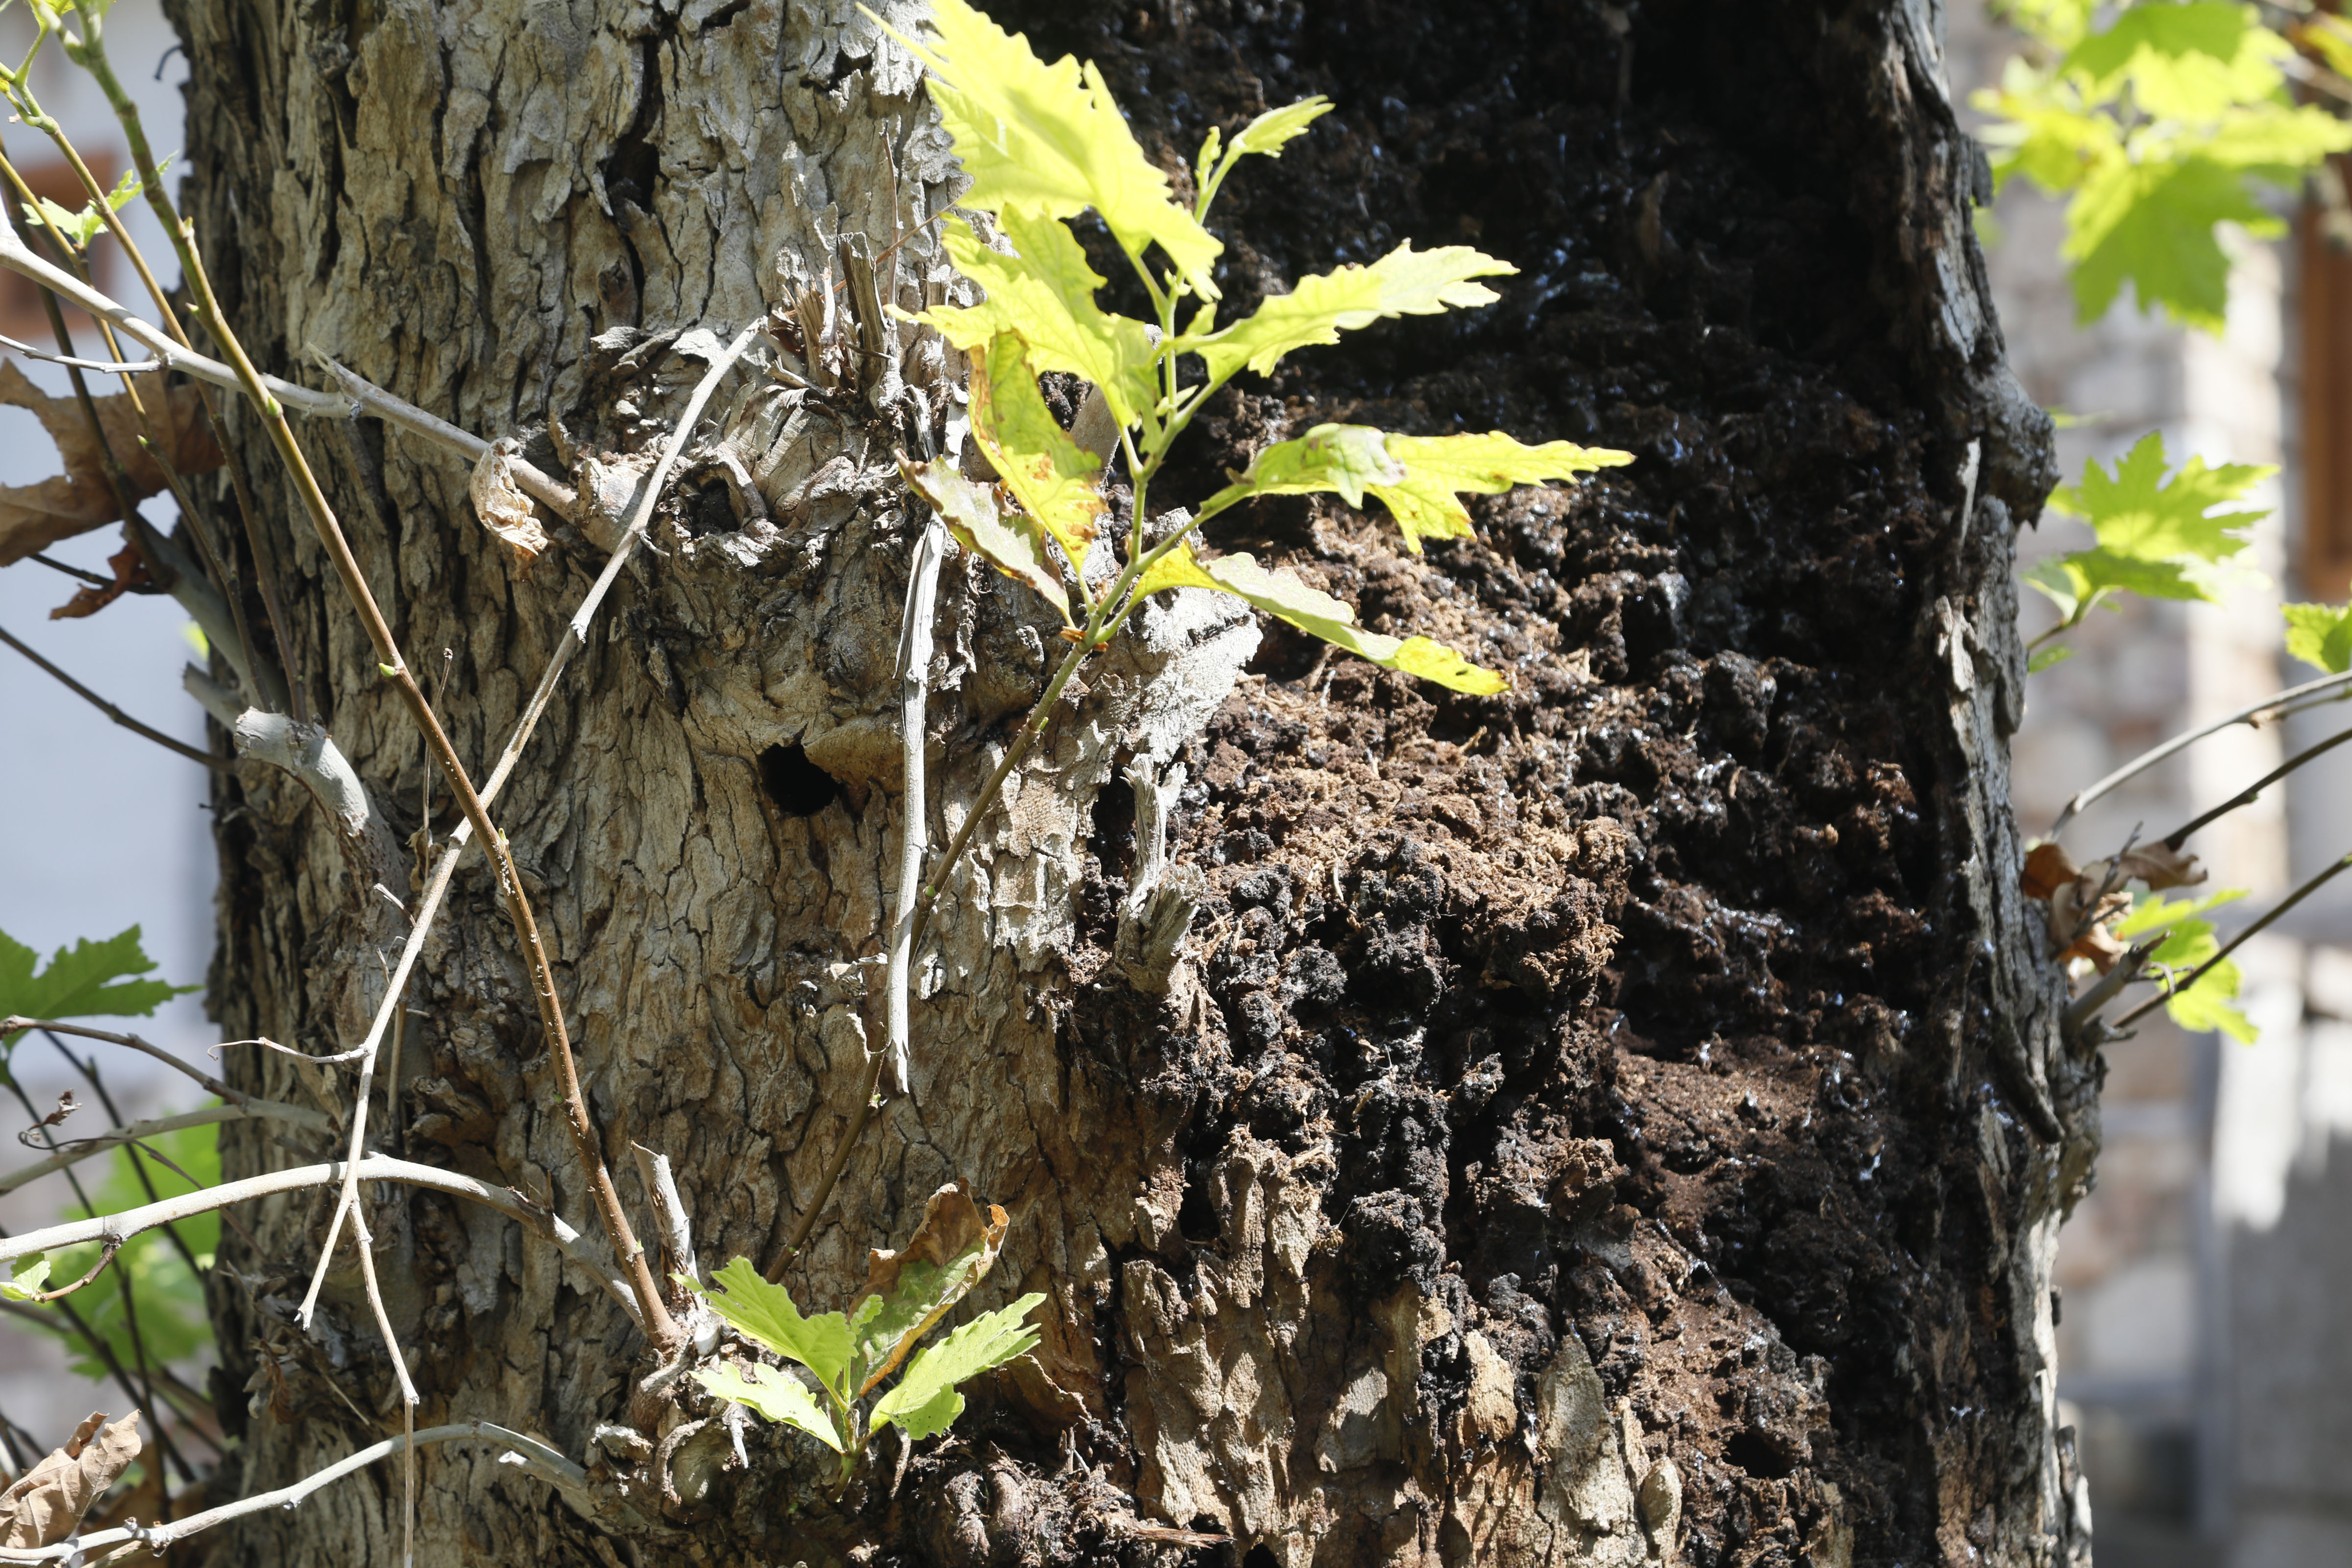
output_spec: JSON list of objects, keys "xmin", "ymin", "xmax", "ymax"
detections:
[{"xmin": 167, "ymin": 0, "xmax": 2088, "ymax": 1562}]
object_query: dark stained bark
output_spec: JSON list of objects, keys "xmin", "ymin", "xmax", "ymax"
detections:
[{"xmin": 169, "ymin": 0, "xmax": 2085, "ymax": 1563}]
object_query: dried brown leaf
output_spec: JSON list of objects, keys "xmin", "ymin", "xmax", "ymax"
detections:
[
  {"xmin": 47, "ymin": 542, "xmax": 154, "ymax": 620},
  {"xmin": 2048, "ymin": 880, "xmax": 2132, "ymax": 973},
  {"xmin": 2020, "ymin": 841, "xmax": 2080, "ymax": 903},
  {"xmin": 2112, "ymin": 843, "xmax": 2207, "ymax": 891},
  {"xmin": 469, "ymin": 442, "xmax": 549, "ymax": 567},
  {"xmin": 0, "ymin": 1411, "xmax": 141, "ymax": 1548},
  {"xmin": 848, "ymin": 1180, "xmax": 1010, "ymax": 1396},
  {"xmin": 0, "ymin": 362, "xmax": 222, "ymax": 566}
]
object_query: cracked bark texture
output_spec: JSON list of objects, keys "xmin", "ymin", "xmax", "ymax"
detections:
[{"xmin": 165, "ymin": 0, "xmax": 2094, "ymax": 1563}]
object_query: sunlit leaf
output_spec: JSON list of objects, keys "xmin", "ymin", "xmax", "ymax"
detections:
[
  {"xmin": 2026, "ymin": 644, "xmax": 2076, "ymax": 674},
  {"xmin": 2026, "ymin": 432, "xmax": 2270, "ymax": 632},
  {"xmin": 2282, "ymin": 602, "xmax": 2352, "ymax": 674},
  {"xmin": 1370, "ymin": 432, "xmax": 1634, "ymax": 552},
  {"xmin": 1204, "ymin": 424, "xmax": 1404, "ymax": 512},
  {"xmin": 869, "ymin": 1294, "xmax": 1045, "ymax": 1441},
  {"xmin": 901, "ymin": 454, "xmax": 1072, "ymax": 623},
  {"xmin": 912, "ymin": 214, "xmax": 1160, "ymax": 430},
  {"xmin": 1197, "ymin": 98, "xmax": 1334, "ymax": 214},
  {"xmin": 2116, "ymin": 888, "xmax": 2255, "ymax": 1042},
  {"xmin": 1174, "ymin": 242, "xmax": 1516, "ymax": 382},
  {"xmin": 846, "ymin": 1182, "xmax": 1011, "ymax": 1396},
  {"xmin": 882, "ymin": 0, "xmax": 1222, "ymax": 293},
  {"xmin": 967, "ymin": 333, "xmax": 1105, "ymax": 571},
  {"xmin": 0, "ymin": 926, "xmax": 192, "ymax": 1046},
  {"xmin": 698, "ymin": 1257, "xmax": 854, "ymax": 1405},
  {"xmin": 1137, "ymin": 543, "xmax": 1507, "ymax": 694},
  {"xmin": 692, "ymin": 1363, "xmax": 847, "ymax": 1450},
  {"xmin": 2, "ymin": 1258, "xmax": 51, "ymax": 1303}
]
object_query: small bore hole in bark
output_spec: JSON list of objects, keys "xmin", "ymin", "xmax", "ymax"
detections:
[
  {"xmin": 759, "ymin": 744, "xmax": 840, "ymax": 816},
  {"xmin": 1240, "ymin": 1545, "xmax": 1280, "ymax": 1568}
]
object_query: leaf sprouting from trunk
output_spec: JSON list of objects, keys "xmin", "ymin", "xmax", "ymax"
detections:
[{"xmin": 848, "ymin": 1180, "xmax": 1010, "ymax": 1396}]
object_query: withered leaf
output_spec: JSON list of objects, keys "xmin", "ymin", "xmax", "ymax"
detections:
[
  {"xmin": 468, "ymin": 442, "xmax": 549, "ymax": 567},
  {"xmin": 0, "ymin": 362, "xmax": 221, "ymax": 567},
  {"xmin": 2048, "ymin": 879, "xmax": 2132, "ymax": 973},
  {"xmin": 0, "ymin": 1410, "xmax": 141, "ymax": 1548},
  {"xmin": 2109, "ymin": 843, "xmax": 2206, "ymax": 891},
  {"xmin": 48, "ymin": 542, "xmax": 154, "ymax": 621},
  {"xmin": 2020, "ymin": 841, "xmax": 2079, "ymax": 903},
  {"xmin": 847, "ymin": 1180, "xmax": 1009, "ymax": 1397}
]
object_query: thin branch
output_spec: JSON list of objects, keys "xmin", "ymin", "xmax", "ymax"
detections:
[
  {"xmin": 2158, "ymin": 719, "xmax": 2352, "ymax": 850},
  {"xmin": 0, "ymin": 625, "xmax": 226, "ymax": 771},
  {"xmin": 2051, "ymin": 669, "xmax": 2352, "ymax": 836},
  {"xmin": 0, "ymin": 1102, "xmax": 319, "ymax": 1198},
  {"xmin": 28, "ymin": 554, "xmax": 112, "ymax": 586},
  {"xmin": 2114, "ymin": 848, "xmax": 2352, "ymax": 1029},
  {"xmin": 0, "ymin": 331, "xmax": 160, "ymax": 373},
  {"xmin": 0, "ymin": 1154, "xmax": 641, "ymax": 1324},
  {"xmin": 886, "ymin": 515, "xmax": 947, "ymax": 1099},
  {"xmin": 0, "ymin": 1020, "xmax": 332, "ymax": 1130},
  {"xmin": 315, "ymin": 354, "xmax": 580, "ymax": 520},
  {"xmin": 0, "ymin": 1419, "xmax": 586, "ymax": 1564}
]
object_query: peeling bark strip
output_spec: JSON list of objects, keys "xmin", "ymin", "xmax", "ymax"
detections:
[{"xmin": 174, "ymin": 0, "xmax": 2074, "ymax": 1564}]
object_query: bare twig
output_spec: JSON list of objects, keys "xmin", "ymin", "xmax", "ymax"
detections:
[
  {"xmin": 0, "ymin": 1101, "xmax": 319, "ymax": 1198},
  {"xmin": 886, "ymin": 514, "xmax": 947, "ymax": 1099},
  {"xmin": 0, "ymin": 624, "xmax": 226, "ymax": 772},
  {"xmin": 0, "ymin": 1019, "xmax": 333, "ymax": 1130},
  {"xmin": 2052, "ymin": 670, "xmax": 2352, "ymax": 835},
  {"xmin": 0, "ymin": 1419, "xmax": 586, "ymax": 1564},
  {"xmin": 2158, "ymin": 719, "xmax": 2352, "ymax": 850},
  {"xmin": 0, "ymin": 331, "xmax": 160, "ymax": 373}
]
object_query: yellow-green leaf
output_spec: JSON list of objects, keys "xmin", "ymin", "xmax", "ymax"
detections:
[
  {"xmin": 2, "ymin": 1257, "xmax": 51, "ymax": 1303},
  {"xmin": 845, "ymin": 1182, "xmax": 1011, "ymax": 1397},
  {"xmin": 912, "ymin": 214, "xmax": 1159, "ymax": 431},
  {"xmin": 869, "ymin": 1294, "xmax": 1046, "ymax": 1442},
  {"xmin": 697, "ymin": 1256, "xmax": 855, "ymax": 1405},
  {"xmin": 1197, "ymin": 98, "xmax": 1334, "ymax": 215},
  {"xmin": 1370, "ymin": 432, "xmax": 1634, "ymax": 552},
  {"xmin": 883, "ymin": 0, "xmax": 1221, "ymax": 294},
  {"xmin": 1204, "ymin": 423, "xmax": 1404, "ymax": 513},
  {"xmin": 2283, "ymin": 602, "xmax": 2352, "ymax": 674},
  {"xmin": 1174, "ymin": 241, "xmax": 1515, "ymax": 382},
  {"xmin": 967, "ymin": 333, "xmax": 1106, "ymax": 571},
  {"xmin": 901, "ymin": 455, "xmax": 1072, "ymax": 624},
  {"xmin": 1137, "ymin": 543, "xmax": 1506, "ymax": 694},
  {"xmin": 692, "ymin": 1363, "xmax": 846, "ymax": 1450}
]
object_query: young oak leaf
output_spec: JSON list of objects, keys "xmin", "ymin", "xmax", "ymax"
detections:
[
  {"xmin": 1174, "ymin": 242, "xmax": 1516, "ymax": 382},
  {"xmin": 913, "ymin": 214, "xmax": 1159, "ymax": 431},
  {"xmin": 900, "ymin": 455, "xmax": 1072, "ymax": 624},
  {"xmin": 1203, "ymin": 424, "xmax": 1404, "ymax": 512},
  {"xmin": 1370, "ymin": 432, "xmax": 1635, "ymax": 553},
  {"xmin": 2282, "ymin": 602, "xmax": 2352, "ymax": 674},
  {"xmin": 967, "ymin": 332, "xmax": 1106, "ymax": 571},
  {"xmin": 690, "ymin": 1362, "xmax": 846, "ymax": 1451},
  {"xmin": 869, "ymin": 1294, "xmax": 1047, "ymax": 1442},
  {"xmin": 881, "ymin": 0, "xmax": 1221, "ymax": 295},
  {"xmin": 0, "ymin": 926, "xmax": 192, "ymax": 1045},
  {"xmin": 1137, "ymin": 543, "xmax": 1507, "ymax": 695},
  {"xmin": 845, "ymin": 1180, "xmax": 1010, "ymax": 1396},
  {"xmin": 1196, "ymin": 98, "xmax": 1334, "ymax": 214},
  {"xmin": 696, "ymin": 1257, "xmax": 856, "ymax": 1405}
]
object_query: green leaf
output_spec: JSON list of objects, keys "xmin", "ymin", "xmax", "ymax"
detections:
[
  {"xmin": 1175, "ymin": 241, "xmax": 1516, "ymax": 382},
  {"xmin": 0, "ymin": 926, "xmax": 192, "ymax": 1045},
  {"xmin": 883, "ymin": 0, "xmax": 1222, "ymax": 294},
  {"xmin": 2115, "ymin": 889, "xmax": 2255, "ymax": 1042},
  {"xmin": 2, "ymin": 1258, "xmax": 51, "ymax": 1303},
  {"xmin": 691, "ymin": 1363, "xmax": 847, "ymax": 1451},
  {"xmin": 2063, "ymin": 148, "xmax": 2280, "ymax": 329},
  {"xmin": 1197, "ymin": 98, "xmax": 1334, "ymax": 215},
  {"xmin": 698, "ymin": 1257, "xmax": 855, "ymax": 1406},
  {"xmin": 901, "ymin": 454, "xmax": 1072, "ymax": 623},
  {"xmin": 913, "ymin": 213, "xmax": 1160, "ymax": 431},
  {"xmin": 2062, "ymin": 1, "xmax": 2269, "ymax": 120},
  {"xmin": 967, "ymin": 332, "xmax": 1107, "ymax": 572},
  {"xmin": 1206, "ymin": 423, "xmax": 1404, "ymax": 511},
  {"xmin": 2026, "ymin": 431, "xmax": 2270, "ymax": 631},
  {"xmin": 1370, "ymin": 432, "xmax": 1634, "ymax": 553},
  {"xmin": 2282, "ymin": 602, "xmax": 2352, "ymax": 674},
  {"xmin": 869, "ymin": 1293, "xmax": 1046, "ymax": 1442},
  {"xmin": 845, "ymin": 1182, "xmax": 1011, "ymax": 1396},
  {"xmin": 21, "ymin": 163, "xmax": 149, "ymax": 248},
  {"xmin": 2027, "ymin": 643, "xmax": 2077, "ymax": 674},
  {"xmin": 1137, "ymin": 543, "xmax": 1508, "ymax": 695}
]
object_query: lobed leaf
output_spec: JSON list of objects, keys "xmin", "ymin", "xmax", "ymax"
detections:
[
  {"xmin": 869, "ymin": 1293, "xmax": 1046, "ymax": 1442},
  {"xmin": 2283, "ymin": 602, "xmax": 2352, "ymax": 674},
  {"xmin": 1174, "ymin": 242, "xmax": 1516, "ymax": 382},
  {"xmin": 0, "ymin": 926, "xmax": 191, "ymax": 1046},
  {"xmin": 1371, "ymin": 432, "xmax": 1634, "ymax": 552},
  {"xmin": 1204, "ymin": 424, "xmax": 1403, "ymax": 511},
  {"xmin": 847, "ymin": 1181, "xmax": 1011, "ymax": 1396},
  {"xmin": 884, "ymin": 0, "xmax": 1221, "ymax": 293},
  {"xmin": 697, "ymin": 1257, "xmax": 855, "ymax": 1405},
  {"xmin": 901, "ymin": 455, "xmax": 1072, "ymax": 623},
  {"xmin": 1137, "ymin": 543, "xmax": 1507, "ymax": 694},
  {"xmin": 1196, "ymin": 98, "xmax": 1334, "ymax": 214},
  {"xmin": 967, "ymin": 332, "xmax": 1107, "ymax": 571},
  {"xmin": 912, "ymin": 214, "xmax": 1159, "ymax": 431},
  {"xmin": 691, "ymin": 1363, "xmax": 846, "ymax": 1451},
  {"xmin": 2115, "ymin": 889, "xmax": 2255, "ymax": 1042}
]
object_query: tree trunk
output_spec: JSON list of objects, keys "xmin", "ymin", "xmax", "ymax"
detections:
[{"xmin": 170, "ymin": 0, "xmax": 2085, "ymax": 1562}]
